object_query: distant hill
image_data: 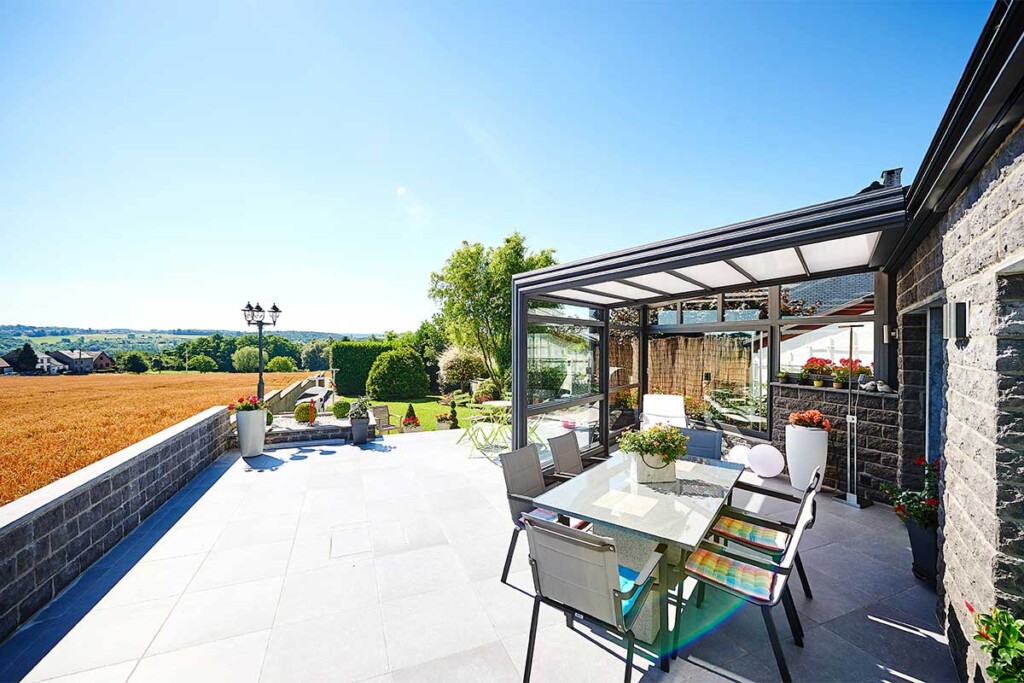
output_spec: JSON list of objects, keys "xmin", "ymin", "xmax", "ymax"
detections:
[{"xmin": 0, "ymin": 325, "xmax": 374, "ymax": 355}]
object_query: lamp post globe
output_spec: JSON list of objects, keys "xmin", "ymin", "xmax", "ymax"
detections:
[{"xmin": 242, "ymin": 301, "xmax": 281, "ymax": 400}]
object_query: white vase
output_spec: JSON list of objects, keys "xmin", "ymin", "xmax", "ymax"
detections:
[
  {"xmin": 625, "ymin": 451, "xmax": 677, "ymax": 483},
  {"xmin": 785, "ymin": 424, "xmax": 827, "ymax": 491},
  {"xmin": 237, "ymin": 409, "xmax": 267, "ymax": 458}
]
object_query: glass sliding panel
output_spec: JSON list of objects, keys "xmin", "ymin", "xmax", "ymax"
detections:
[
  {"xmin": 723, "ymin": 288, "xmax": 769, "ymax": 321},
  {"xmin": 527, "ymin": 322, "xmax": 600, "ymax": 405},
  {"xmin": 528, "ymin": 300, "xmax": 601, "ymax": 321},
  {"xmin": 681, "ymin": 294, "xmax": 717, "ymax": 324},
  {"xmin": 648, "ymin": 305, "xmax": 678, "ymax": 326},
  {"xmin": 780, "ymin": 321, "xmax": 876, "ymax": 378},
  {"xmin": 609, "ymin": 328, "xmax": 639, "ymax": 387},
  {"xmin": 781, "ymin": 273, "xmax": 874, "ymax": 318},
  {"xmin": 529, "ymin": 400, "xmax": 601, "ymax": 465},
  {"xmin": 609, "ymin": 388, "xmax": 639, "ymax": 432},
  {"xmin": 648, "ymin": 330, "xmax": 769, "ymax": 432},
  {"xmin": 609, "ymin": 307, "xmax": 640, "ymax": 327}
]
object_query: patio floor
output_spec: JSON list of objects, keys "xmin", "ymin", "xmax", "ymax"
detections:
[{"xmin": 0, "ymin": 430, "xmax": 957, "ymax": 682}]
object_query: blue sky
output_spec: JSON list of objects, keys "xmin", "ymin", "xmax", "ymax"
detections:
[{"xmin": 0, "ymin": 1, "xmax": 991, "ymax": 334}]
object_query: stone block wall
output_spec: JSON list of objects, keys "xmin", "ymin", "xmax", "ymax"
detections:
[
  {"xmin": 0, "ymin": 407, "xmax": 230, "ymax": 642},
  {"xmin": 771, "ymin": 383, "xmax": 899, "ymax": 501},
  {"xmin": 895, "ymin": 119, "xmax": 1024, "ymax": 680}
]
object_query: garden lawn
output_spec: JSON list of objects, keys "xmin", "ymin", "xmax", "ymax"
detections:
[{"xmin": 334, "ymin": 395, "xmax": 483, "ymax": 431}]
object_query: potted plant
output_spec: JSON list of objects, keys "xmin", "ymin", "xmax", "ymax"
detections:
[
  {"xmin": 448, "ymin": 404, "xmax": 459, "ymax": 429},
  {"xmin": 801, "ymin": 358, "xmax": 835, "ymax": 388},
  {"xmin": 402, "ymin": 404, "xmax": 422, "ymax": 433},
  {"xmin": 231, "ymin": 395, "xmax": 268, "ymax": 458},
  {"xmin": 436, "ymin": 412, "xmax": 453, "ymax": 430},
  {"xmin": 777, "ymin": 371, "xmax": 789, "ymax": 384},
  {"xmin": 617, "ymin": 424, "xmax": 689, "ymax": 484},
  {"xmin": 966, "ymin": 602, "xmax": 1024, "ymax": 681},
  {"xmin": 349, "ymin": 397, "xmax": 371, "ymax": 445},
  {"xmin": 834, "ymin": 358, "xmax": 872, "ymax": 390},
  {"xmin": 786, "ymin": 410, "xmax": 831, "ymax": 491},
  {"xmin": 831, "ymin": 372, "xmax": 845, "ymax": 389},
  {"xmin": 881, "ymin": 456, "xmax": 940, "ymax": 585}
]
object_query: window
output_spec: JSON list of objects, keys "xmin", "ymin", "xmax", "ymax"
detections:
[
  {"xmin": 526, "ymin": 322, "xmax": 600, "ymax": 405},
  {"xmin": 681, "ymin": 295, "xmax": 718, "ymax": 324},
  {"xmin": 780, "ymin": 321, "xmax": 875, "ymax": 377},
  {"xmin": 723, "ymin": 288, "xmax": 769, "ymax": 321},
  {"xmin": 528, "ymin": 300, "xmax": 601, "ymax": 321},
  {"xmin": 608, "ymin": 329, "xmax": 639, "ymax": 387},
  {"xmin": 609, "ymin": 388, "xmax": 639, "ymax": 433},
  {"xmin": 529, "ymin": 400, "xmax": 601, "ymax": 464},
  {"xmin": 781, "ymin": 274, "xmax": 874, "ymax": 318},
  {"xmin": 609, "ymin": 307, "xmax": 640, "ymax": 327},
  {"xmin": 648, "ymin": 305, "xmax": 678, "ymax": 326}
]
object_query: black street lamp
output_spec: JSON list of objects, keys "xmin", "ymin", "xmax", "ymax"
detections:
[{"xmin": 242, "ymin": 302, "xmax": 282, "ymax": 399}]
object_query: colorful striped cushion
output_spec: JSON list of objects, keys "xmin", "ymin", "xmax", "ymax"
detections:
[
  {"xmin": 712, "ymin": 516, "xmax": 789, "ymax": 552},
  {"xmin": 526, "ymin": 508, "xmax": 559, "ymax": 523},
  {"xmin": 685, "ymin": 548, "xmax": 776, "ymax": 601}
]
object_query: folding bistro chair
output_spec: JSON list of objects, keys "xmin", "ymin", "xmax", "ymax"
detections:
[
  {"xmin": 547, "ymin": 432, "xmax": 584, "ymax": 480},
  {"xmin": 678, "ymin": 469, "xmax": 822, "ymax": 683},
  {"xmin": 521, "ymin": 512, "xmax": 667, "ymax": 683}
]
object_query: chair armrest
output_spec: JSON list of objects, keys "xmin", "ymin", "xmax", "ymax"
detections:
[
  {"xmin": 551, "ymin": 472, "xmax": 577, "ymax": 481},
  {"xmin": 733, "ymin": 480, "xmax": 803, "ymax": 504},
  {"xmin": 507, "ymin": 492, "xmax": 536, "ymax": 505},
  {"xmin": 618, "ymin": 543, "xmax": 668, "ymax": 600}
]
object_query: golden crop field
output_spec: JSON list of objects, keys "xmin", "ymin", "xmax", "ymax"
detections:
[{"xmin": 0, "ymin": 372, "xmax": 311, "ymax": 505}]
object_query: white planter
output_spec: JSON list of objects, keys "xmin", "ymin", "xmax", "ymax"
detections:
[
  {"xmin": 402, "ymin": 425, "xmax": 423, "ymax": 434},
  {"xmin": 785, "ymin": 424, "xmax": 827, "ymax": 491},
  {"xmin": 436, "ymin": 423, "xmax": 451, "ymax": 431},
  {"xmin": 236, "ymin": 409, "xmax": 267, "ymax": 458},
  {"xmin": 624, "ymin": 451, "xmax": 677, "ymax": 483}
]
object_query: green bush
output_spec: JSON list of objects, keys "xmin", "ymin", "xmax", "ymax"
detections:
[
  {"xmin": 438, "ymin": 346, "xmax": 487, "ymax": 389},
  {"xmin": 266, "ymin": 411, "xmax": 275, "ymax": 426},
  {"xmin": 118, "ymin": 351, "xmax": 150, "ymax": 374},
  {"xmin": 365, "ymin": 347, "xmax": 430, "ymax": 400},
  {"xmin": 189, "ymin": 354, "xmax": 217, "ymax": 373},
  {"xmin": 294, "ymin": 401, "xmax": 317, "ymax": 423},
  {"xmin": 331, "ymin": 341, "xmax": 395, "ymax": 394},
  {"xmin": 266, "ymin": 356, "xmax": 297, "ymax": 373},
  {"xmin": 473, "ymin": 378, "xmax": 501, "ymax": 402},
  {"xmin": 232, "ymin": 346, "xmax": 267, "ymax": 373},
  {"xmin": 527, "ymin": 362, "xmax": 566, "ymax": 392},
  {"xmin": 449, "ymin": 404, "xmax": 459, "ymax": 429},
  {"xmin": 332, "ymin": 401, "xmax": 351, "ymax": 418}
]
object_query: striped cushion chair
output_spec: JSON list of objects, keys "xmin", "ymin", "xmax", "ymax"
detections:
[{"xmin": 677, "ymin": 469, "xmax": 822, "ymax": 683}]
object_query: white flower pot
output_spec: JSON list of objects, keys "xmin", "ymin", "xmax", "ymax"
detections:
[
  {"xmin": 237, "ymin": 409, "xmax": 267, "ymax": 458},
  {"xmin": 785, "ymin": 424, "xmax": 827, "ymax": 491},
  {"xmin": 436, "ymin": 423, "xmax": 451, "ymax": 431},
  {"xmin": 402, "ymin": 425, "xmax": 423, "ymax": 433},
  {"xmin": 625, "ymin": 451, "xmax": 677, "ymax": 483}
]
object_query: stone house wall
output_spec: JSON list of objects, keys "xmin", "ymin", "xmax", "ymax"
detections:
[{"xmin": 895, "ymin": 119, "xmax": 1024, "ymax": 680}]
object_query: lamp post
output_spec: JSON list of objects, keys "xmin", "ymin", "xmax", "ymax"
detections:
[{"xmin": 242, "ymin": 302, "xmax": 281, "ymax": 399}]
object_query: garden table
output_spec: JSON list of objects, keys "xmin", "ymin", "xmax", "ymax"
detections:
[{"xmin": 532, "ymin": 453, "xmax": 744, "ymax": 672}]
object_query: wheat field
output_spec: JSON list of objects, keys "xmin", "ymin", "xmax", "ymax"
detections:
[{"xmin": 0, "ymin": 372, "xmax": 310, "ymax": 505}]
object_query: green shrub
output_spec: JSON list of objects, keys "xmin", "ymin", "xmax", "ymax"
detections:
[
  {"xmin": 266, "ymin": 411, "xmax": 275, "ymax": 426},
  {"xmin": 189, "ymin": 354, "xmax": 217, "ymax": 373},
  {"xmin": 232, "ymin": 346, "xmax": 267, "ymax": 373},
  {"xmin": 266, "ymin": 356, "xmax": 297, "ymax": 373},
  {"xmin": 449, "ymin": 404, "xmax": 459, "ymax": 429},
  {"xmin": 294, "ymin": 401, "xmax": 317, "ymax": 423},
  {"xmin": 527, "ymin": 362, "xmax": 566, "ymax": 393},
  {"xmin": 331, "ymin": 341, "xmax": 395, "ymax": 394},
  {"xmin": 118, "ymin": 351, "xmax": 150, "ymax": 374},
  {"xmin": 365, "ymin": 348, "xmax": 430, "ymax": 400},
  {"xmin": 438, "ymin": 346, "xmax": 487, "ymax": 389},
  {"xmin": 332, "ymin": 401, "xmax": 351, "ymax": 418},
  {"xmin": 473, "ymin": 378, "xmax": 501, "ymax": 402}
]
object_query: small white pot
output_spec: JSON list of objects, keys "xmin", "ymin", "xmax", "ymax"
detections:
[
  {"xmin": 236, "ymin": 409, "xmax": 267, "ymax": 458},
  {"xmin": 436, "ymin": 423, "xmax": 451, "ymax": 431},
  {"xmin": 625, "ymin": 451, "xmax": 677, "ymax": 483},
  {"xmin": 785, "ymin": 424, "xmax": 827, "ymax": 491},
  {"xmin": 402, "ymin": 425, "xmax": 423, "ymax": 434}
]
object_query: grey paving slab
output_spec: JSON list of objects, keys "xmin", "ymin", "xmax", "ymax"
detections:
[{"xmin": 129, "ymin": 630, "xmax": 270, "ymax": 683}]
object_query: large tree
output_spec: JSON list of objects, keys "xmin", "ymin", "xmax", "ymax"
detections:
[
  {"xmin": 13, "ymin": 343, "xmax": 38, "ymax": 372},
  {"xmin": 231, "ymin": 346, "xmax": 268, "ymax": 373},
  {"xmin": 429, "ymin": 232, "xmax": 555, "ymax": 385}
]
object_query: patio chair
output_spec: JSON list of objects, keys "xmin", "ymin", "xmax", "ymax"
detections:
[
  {"xmin": 548, "ymin": 433, "xmax": 584, "ymax": 479},
  {"xmin": 677, "ymin": 469, "xmax": 822, "ymax": 683},
  {"xmin": 370, "ymin": 405, "xmax": 398, "ymax": 439},
  {"xmin": 676, "ymin": 426, "xmax": 723, "ymax": 460},
  {"xmin": 640, "ymin": 394, "xmax": 688, "ymax": 430},
  {"xmin": 521, "ymin": 512, "xmax": 667, "ymax": 683}
]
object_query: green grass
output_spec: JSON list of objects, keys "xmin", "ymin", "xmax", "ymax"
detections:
[{"xmin": 334, "ymin": 394, "xmax": 483, "ymax": 431}]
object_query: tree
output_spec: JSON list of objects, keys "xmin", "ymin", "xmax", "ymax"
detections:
[
  {"xmin": 118, "ymin": 351, "xmax": 150, "ymax": 374},
  {"xmin": 438, "ymin": 346, "xmax": 487, "ymax": 390},
  {"xmin": 301, "ymin": 339, "xmax": 331, "ymax": 371},
  {"xmin": 266, "ymin": 356, "xmax": 298, "ymax": 372},
  {"xmin": 429, "ymin": 232, "xmax": 555, "ymax": 384},
  {"xmin": 232, "ymin": 346, "xmax": 267, "ymax": 373},
  {"xmin": 13, "ymin": 343, "xmax": 38, "ymax": 372},
  {"xmin": 189, "ymin": 354, "xmax": 217, "ymax": 372},
  {"xmin": 365, "ymin": 348, "xmax": 430, "ymax": 400},
  {"xmin": 151, "ymin": 356, "xmax": 165, "ymax": 372}
]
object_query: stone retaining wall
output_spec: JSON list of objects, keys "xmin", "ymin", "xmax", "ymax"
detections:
[{"xmin": 0, "ymin": 406, "xmax": 230, "ymax": 642}]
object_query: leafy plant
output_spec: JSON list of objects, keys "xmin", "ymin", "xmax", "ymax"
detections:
[
  {"xmin": 402, "ymin": 403, "xmax": 420, "ymax": 428},
  {"xmin": 231, "ymin": 346, "xmax": 267, "ymax": 373},
  {"xmin": 436, "ymin": 412, "xmax": 452, "ymax": 424},
  {"xmin": 188, "ymin": 354, "xmax": 217, "ymax": 373},
  {"xmin": 448, "ymin": 404, "xmax": 459, "ymax": 428},
  {"xmin": 967, "ymin": 602, "xmax": 1024, "ymax": 682},
  {"xmin": 789, "ymin": 409, "xmax": 831, "ymax": 431},
  {"xmin": 801, "ymin": 357, "xmax": 835, "ymax": 376},
  {"xmin": 266, "ymin": 356, "xmax": 297, "ymax": 373},
  {"xmin": 618, "ymin": 424, "xmax": 689, "ymax": 465},
  {"xmin": 881, "ymin": 456, "xmax": 940, "ymax": 527},
  {"xmin": 366, "ymin": 347, "xmax": 430, "ymax": 400},
  {"xmin": 332, "ymin": 400, "xmax": 351, "ymax": 418},
  {"xmin": 294, "ymin": 400, "xmax": 317, "ymax": 424},
  {"xmin": 438, "ymin": 346, "xmax": 487, "ymax": 389},
  {"xmin": 230, "ymin": 395, "xmax": 266, "ymax": 412},
  {"xmin": 527, "ymin": 361, "xmax": 567, "ymax": 393},
  {"xmin": 473, "ymin": 377, "xmax": 501, "ymax": 402},
  {"xmin": 349, "ymin": 397, "xmax": 371, "ymax": 420}
]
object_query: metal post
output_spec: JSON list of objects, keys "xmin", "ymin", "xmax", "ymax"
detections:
[
  {"xmin": 257, "ymin": 322, "xmax": 265, "ymax": 400},
  {"xmin": 835, "ymin": 323, "xmax": 872, "ymax": 508}
]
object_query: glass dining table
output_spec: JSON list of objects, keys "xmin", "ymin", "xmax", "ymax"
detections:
[{"xmin": 531, "ymin": 452, "xmax": 745, "ymax": 672}]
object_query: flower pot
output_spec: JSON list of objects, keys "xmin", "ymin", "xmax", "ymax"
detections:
[
  {"xmin": 777, "ymin": 376, "xmax": 789, "ymax": 384},
  {"xmin": 833, "ymin": 381, "xmax": 845, "ymax": 389},
  {"xmin": 402, "ymin": 425, "xmax": 423, "ymax": 433},
  {"xmin": 813, "ymin": 379, "xmax": 825, "ymax": 388},
  {"xmin": 436, "ymin": 423, "xmax": 451, "ymax": 431},
  {"xmin": 350, "ymin": 417, "xmax": 369, "ymax": 445},
  {"xmin": 624, "ymin": 451, "xmax": 677, "ymax": 483},
  {"xmin": 903, "ymin": 518, "xmax": 938, "ymax": 585},
  {"xmin": 785, "ymin": 424, "xmax": 827, "ymax": 491},
  {"xmin": 236, "ymin": 409, "xmax": 267, "ymax": 458}
]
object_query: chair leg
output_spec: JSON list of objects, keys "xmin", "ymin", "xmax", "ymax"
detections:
[
  {"xmin": 672, "ymin": 584, "xmax": 683, "ymax": 659},
  {"xmin": 565, "ymin": 610, "xmax": 574, "ymax": 629},
  {"xmin": 524, "ymin": 597, "xmax": 541, "ymax": 683},
  {"xmin": 781, "ymin": 586, "xmax": 804, "ymax": 647},
  {"xmin": 695, "ymin": 581, "xmax": 706, "ymax": 608},
  {"xmin": 794, "ymin": 553, "xmax": 812, "ymax": 599},
  {"xmin": 761, "ymin": 606, "xmax": 792, "ymax": 683},
  {"xmin": 623, "ymin": 631, "xmax": 635, "ymax": 683},
  {"xmin": 501, "ymin": 528, "xmax": 520, "ymax": 584}
]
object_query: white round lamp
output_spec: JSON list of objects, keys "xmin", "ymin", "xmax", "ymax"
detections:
[
  {"xmin": 725, "ymin": 444, "xmax": 751, "ymax": 468},
  {"xmin": 747, "ymin": 444, "xmax": 785, "ymax": 478}
]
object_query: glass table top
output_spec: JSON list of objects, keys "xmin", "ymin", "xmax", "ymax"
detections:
[{"xmin": 532, "ymin": 453, "xmax": 744, "ymax": 550}]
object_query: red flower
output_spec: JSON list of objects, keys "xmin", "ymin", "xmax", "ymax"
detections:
[
  {"xmin": 980, "ymin": 628, "xmax": 991, "ymax": 641},
  {"xmin": 229, "ymin": 403, "xmax": 236, "ymax": 411},
  {"xmin": 238, "ymin": 396, "xmax": 246, "ymax": 403},
  {"xmin": 925, "ymin": 498, "xmax": 939, "ymax": 507},
  {"xmin": 249, "ymin": 395, "xmax": 257, "ymax": 403},
  {"xmin": 914, "ymin": 456, "xmax": 926, "ymax": 466},
  {"xmin": 965, "ymin": 601, "xmax": 975, "ymax": 615}
]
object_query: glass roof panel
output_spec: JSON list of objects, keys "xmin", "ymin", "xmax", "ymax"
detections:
[
  {"xmin": 587, "ymin": 281, "xmax": 662, "ymax": 299},
  {"xmin": 675, "ymin": 261, "xmax": 749, "ymax": 288},
  {"xmin": 732, "ymin": 248, "xmax": 805, "ymax": 281},
  {"xmin": 799, "ymin": 232, "xmax": 881, "ymax": 272},
  {"xmin": 549, "ymin": 289, "xmax": 623, "ymax": 305},
  {"xmin": 624, "ymin": 272, "xmax": 701, "ymax": 295}
]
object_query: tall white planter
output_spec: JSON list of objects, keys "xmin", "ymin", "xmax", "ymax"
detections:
[
  {"xmin": 237, "ymin": 409, "xmax": 267, "ymax": 458},
  {"xmin": 785, "ymin": 425, "xmax": 827, "ymax": 491},
  {"xmin": 624, "ymin": 451, "xmax": 677, "ymax": 484}
]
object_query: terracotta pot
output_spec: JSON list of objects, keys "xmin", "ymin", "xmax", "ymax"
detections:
[
  {"xmin": 833, "ymin": 381, "xmax": 845, "ymax": 389},
  {"xmin": 236, "ymin": 409, "xmax": 267, "ymax": 458}
]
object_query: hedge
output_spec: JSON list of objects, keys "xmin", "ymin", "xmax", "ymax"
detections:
[
  {"xmin": 365, "ymin": 347, "xmax": 430, "ymax": 400},
  {"xmin": 331, "ymin": 341, "xmax": 395, "ymax": 395}
]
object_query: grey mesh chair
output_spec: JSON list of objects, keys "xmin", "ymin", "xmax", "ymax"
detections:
[
  {"xmin": 522, "ymin": 512, "xmax": 666, "ymax": 683},
  {"xmin": 676, "ymin": 427, "xmax": 723, "ymax": 460},
  {"xmin": 548, "ymin": 433, "xmax": 584, "ymax": 479},
  {"xmin": 677, "ymin": 469, "xmax": 822, "ymax": 683},
  {"xmin": 498, "ymin": 445, "xmax": 564, "ymax": 584}
]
